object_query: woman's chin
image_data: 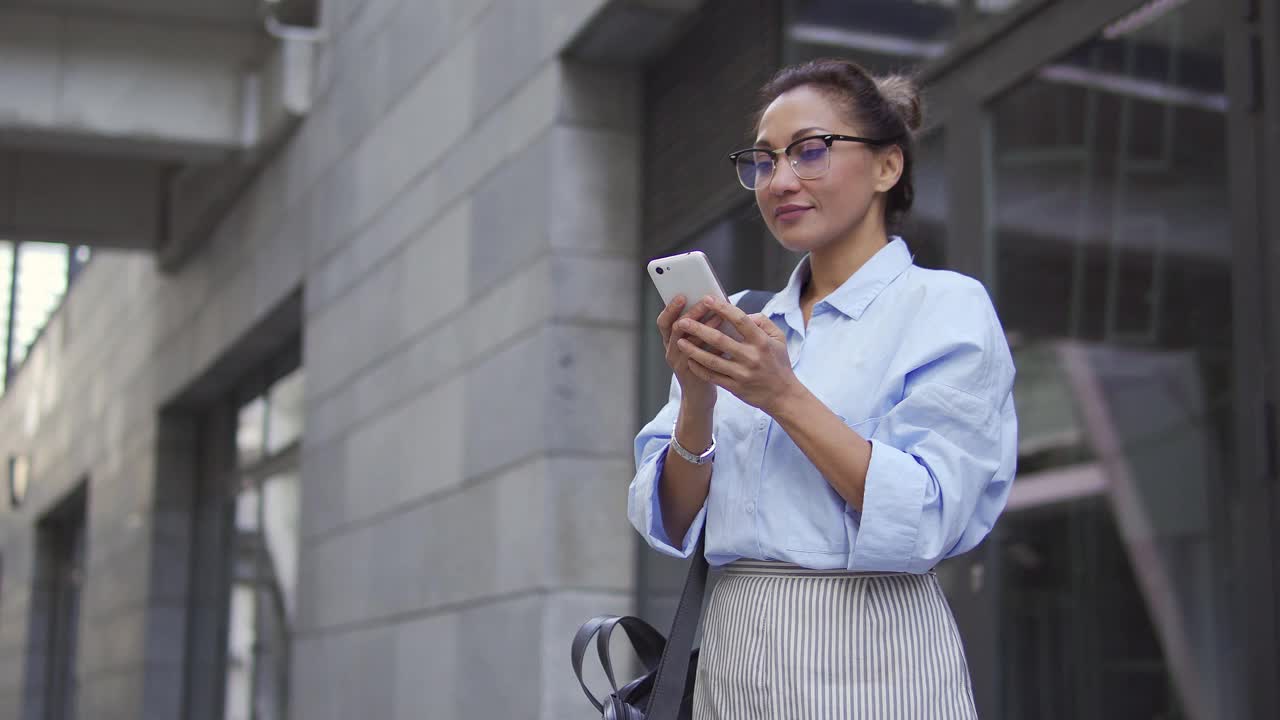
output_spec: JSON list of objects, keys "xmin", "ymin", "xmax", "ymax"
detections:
[{"xmin": 774, "ymin": 226, "xmax": 829, "ymax": 254}]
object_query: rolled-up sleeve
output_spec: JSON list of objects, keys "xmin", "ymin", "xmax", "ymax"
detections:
[
  {"xmin": 627, "ymin": 377, "xmax": 707, "ymax": 559},
  {"xmin": 847, "ymin": 284, "xmax": 1017, "ymax": 573}
]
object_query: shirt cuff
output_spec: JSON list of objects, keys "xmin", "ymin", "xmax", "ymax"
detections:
[
  {"xmin": 847, "ymin": 438, "xmax": 927, "ymax": 572},
  {"xmin": 635, "ymin": 445, "xmax": 707, "ymax": 559}
]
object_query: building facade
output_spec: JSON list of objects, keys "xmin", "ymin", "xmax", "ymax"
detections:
[{"xmin": 0, "ymin": 1, "xmax": 1277, "ymax": 719}]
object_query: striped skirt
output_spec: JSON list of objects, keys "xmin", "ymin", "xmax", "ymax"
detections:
[{"xmin": 693, "ymin": 560, "xmax": 978, "ymax": 719}]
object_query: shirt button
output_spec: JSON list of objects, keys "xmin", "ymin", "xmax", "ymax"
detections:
[
  {"xmin": 757, "ymin": 419, "xmax": 768, "ymax": 431},
  {"xmin": 745, "ymin": 502, "xmax": 756, "ymax": 514}
]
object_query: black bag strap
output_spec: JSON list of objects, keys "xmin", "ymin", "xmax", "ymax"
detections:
[
  {"xmin": 596, "ymin": 616, "xmax": 666, "ymax": 691},
  {"xmin": 571, "ymin": 616, "xmax": 613, "ymax": 712},
  {"xmin": 572, "ymin": 614, "xmax": 667, "ymax": 712},
  {"xmin": 645, "ymin": 289, "xmax": 774, "ymax": 719},
  {"xmin": 643, "ymin": 534, "xmax": 709, "ymax": 720},
  {"xmin": 736, "ymin": 289, "xmax": 774, "ymax": 317}
]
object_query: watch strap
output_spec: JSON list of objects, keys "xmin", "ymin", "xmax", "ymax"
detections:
[{"xmin": 670, "ymin": 433, "xmax": 716, "ymax": 465}]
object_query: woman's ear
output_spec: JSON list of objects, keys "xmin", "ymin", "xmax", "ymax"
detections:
[{"xmin": 873, "ymin": 145, "xmax": 904, "ymax": 193}]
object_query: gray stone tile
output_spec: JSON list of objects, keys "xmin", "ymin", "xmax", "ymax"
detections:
[
  {"xmin": 472, "ymin": 0, "xmax": 548, "ymax": 119},
  {"xmin": 462, "ymin": 329, "xmax": 550, "ymax": 481},
  {"xmin": 544, "ymin": 456, "xmax": 637, "ymax": 591},
  {"xmin": 304, "ymin": 254, "xmax": 403, "ymax": 400},
  {"xmin": 140, "ymin": 663, "xmax": 184, "ymax": 719},
  {"xmin": 399, "ymin": 375, "xmax": 467, "ymax": 502},
  {"xmin": 337, "ymin": 31, "xmax": 477, "ymax": 252},
  {"xmin": 558, "ymin": 62, "xmax": 642, "ymax": 132},
  {"xmin": 391, "ymin": 610, "xmax": 460, "ymax": 720},
  {"xmin": 290, "ymin": 634, "xmax": 342, "ymax": 720},
  {"xmin": 380, "ymin": 0, "xmax": 451, "ymax": 106},
  {"xmin": 299, "ymin": 438, "xmax": 348, "ymax": 540},
  {"xmin": 542, "ymin": 590, "xmax": 638, "ymax": 720},
  {"xmin": 545, "ymin": 324, "xmax": 639, "ymax": 457},
  {"xmin": 81, "ymin": 538, "xmax": 151, "ymax": 623},
  {"xmin": 550, "ymin": 253, "xmax": 640, "ymax": 326},
  {"xmin": 77, "ymin": 604, "xmax": 150, "ymax": 676},
  {"xmin": 340, "ymin": 399, "xmax": 406, "ymax": 524},
  {"xmin": 75, "ymin": 667, "xmax": 143, "ymax": 720},
  {"xmin": 397, "ymin": 201, "xmax": 472, "ymax": 344},
  {"xmin": 454, "ymin": 593, "xmax": 546, "ymax": 719},
  {"xmin": 468, "ymin": 137, "xmax": 553, "ymax": 297},
  {"xmin": 549, "ymin": 125, "xmax": 641, "ymax": 256}
]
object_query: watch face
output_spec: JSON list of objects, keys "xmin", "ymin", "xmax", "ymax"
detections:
[{"xmin": 8, "ymin": 455, "xmax": 28, "ymax": 508}]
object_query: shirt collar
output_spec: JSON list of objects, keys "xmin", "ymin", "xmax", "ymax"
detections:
[{"xmin": 764, "ymin": 237, "xmax": 914, "ymax": 322}]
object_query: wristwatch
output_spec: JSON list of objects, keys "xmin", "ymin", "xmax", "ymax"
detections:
[{"xmin": 671, "ymin": 432, "xmax": 716, "ymax": 465}]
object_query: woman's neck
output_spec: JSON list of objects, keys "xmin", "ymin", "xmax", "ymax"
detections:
[{"xmin": 803, "ymin": 214, "xmax": 890, "ymax": 304}]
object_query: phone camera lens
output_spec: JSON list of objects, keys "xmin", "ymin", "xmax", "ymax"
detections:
[{"xmin": 655, "ymin": 267, "xmax": 664, "ymax": 275}]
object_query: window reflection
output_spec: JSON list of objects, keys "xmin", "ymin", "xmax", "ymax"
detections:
[
  {"xmin": 989, "ymin": 1, "xmax": 1235, "ymax": 717},
  {"xmin": 11, "ymin": 242, "xmax": 69, "ymax": 369},
  {"xmin": 225, "ymin": 370, "xmax": 304, "ymax": 720},
  {"xmin": 899, "ymin": 130, "xmax": 947, "ymax": 269},
  {"xmin": 222, "ymin": 586, "xmax": 257, "ymax": 720},
  {"xmin": 0, "ymin": 243, "xmax": 11, "ymax": 391},
  {"xmin": 266, "ymin": 369, "xmax": 304, "ymax": 455},
  {"xmin": 237, "ymin": 398, "xmax": 266, "ymax": 468},
  {"xmin": 786, "ymin": 0, "xmax": 1026, "ymax": 68}
]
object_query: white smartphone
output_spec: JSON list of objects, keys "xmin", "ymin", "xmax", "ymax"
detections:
[{"xmin": 647, "ymin": 251, "xmax": 743, "ymax": 341}]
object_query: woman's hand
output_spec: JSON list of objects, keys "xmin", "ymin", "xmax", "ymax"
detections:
[
  {"xmin": 674, "ymin": 297, "xmax": 800, "ymax": 414},
  {"xmin": 656, "ymin": 295, "xmax": 726, "ymax": 411}
]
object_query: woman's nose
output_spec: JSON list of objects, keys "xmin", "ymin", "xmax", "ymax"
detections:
[{"xmin": 768, "ymin": 159, "xmax": 802, "ymax": 193}]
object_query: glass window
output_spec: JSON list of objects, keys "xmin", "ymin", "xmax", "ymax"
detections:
[
  {"xmin": 0, "ymin": 242, "xmax": 12, "ymax": 386},
  {"xmin": 221, "ymin": 585, "xmax": 257, "ymax": 720},
  {"xmin": 223, "ymin": 471, "xmax": 298, "ymax": 720},
  {"xmin": 237, "ymin": 397, "xmax": 266, "ymax": 468},
  {"xmin": 265, "ymin": 369, "xmax": 304, "ymax": 455},
  {"xmin": 987, "ymin": 1, "xmax": 1237, "ymax": 717},
  {"xmin": 11, "ymin": 241, "xmax": 69, "ymax": 369},
  {"xmin": 900, "ymin": 129, "xmax": 947, "ymax": 269},
  {"xmin": 786, "ymin": 0, "xmax": 1026, "ymax": 69},
  {"xmin": 35, "ymin": 487, "xmax": 86, "ymax": 720},
  {"xmin": 222, "ymin": 368, "xmax": 304, "ymax": 720}
]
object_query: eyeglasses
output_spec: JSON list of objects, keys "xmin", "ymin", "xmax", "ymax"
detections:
[{"xmin": 727, "ymin": 133, "xmax": 900, "ymax": 190}]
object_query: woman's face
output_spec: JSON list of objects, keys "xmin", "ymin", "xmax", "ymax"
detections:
[{"xmin": 753, "ymin": 85, "xmax": 901, "ymax": 254}]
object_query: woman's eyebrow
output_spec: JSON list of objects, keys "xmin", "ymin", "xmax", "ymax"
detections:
[
  {"xmin": 755, "ymin": 126, "xmax": 829, "ymax": 148},
  {"xmin": 790, "ymin": 126, "xmax": 828, "ymax": 140}
]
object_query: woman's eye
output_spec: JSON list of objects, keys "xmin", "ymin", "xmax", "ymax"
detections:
[{"xmin": 798, "ymin": 145, "xmax": 825, "ymax": 162}]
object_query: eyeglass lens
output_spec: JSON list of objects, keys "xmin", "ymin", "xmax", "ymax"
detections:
[{"xmin": 734, "ymin": 138, "xmax": 831, "ymax": 189}]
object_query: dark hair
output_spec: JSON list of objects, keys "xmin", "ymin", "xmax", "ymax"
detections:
[{"xmin": 754, "ymin": 58, "xmax": 923, "ymax": 228}]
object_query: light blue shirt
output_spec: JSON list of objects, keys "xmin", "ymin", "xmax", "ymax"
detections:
[{"xmin": 628, "ymin": 238, "xmax": 1018, "ymax": 573}]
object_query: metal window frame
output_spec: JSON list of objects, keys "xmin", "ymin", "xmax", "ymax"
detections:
[
  {"xmin": 1223, "ymin": 0, "xmax": 1280, "ymax": 717},
  {"xmin": 921, "ymin": 0, "xmax": 1279, "ymax": 715}
]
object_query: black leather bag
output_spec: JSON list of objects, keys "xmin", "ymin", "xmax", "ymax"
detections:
[
  {"xmin": 570, "ymin": 291, "xmax": 773, "ymax": 720},
  {"xmin": 571, "ymin": 535, "xmax": 708, "ymax": 720}
]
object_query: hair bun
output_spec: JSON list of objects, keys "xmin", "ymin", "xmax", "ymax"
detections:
[{"xmin": 874, "ymin": 74, "xmax": 923, "ymax": 133}]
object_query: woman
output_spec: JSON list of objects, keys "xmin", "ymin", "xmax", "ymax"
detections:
[{"xmin": 627, "ymin": 58, "xmax": 1017, "ymax": 719}]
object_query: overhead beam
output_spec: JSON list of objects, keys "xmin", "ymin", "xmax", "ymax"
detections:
[
  {"xmin": 0, "ymin": 150, "xmax": 164, "ymax": 250},
  {"xmin": 0, "ymin": 8, "xmax": 264, "ymax": 162}
]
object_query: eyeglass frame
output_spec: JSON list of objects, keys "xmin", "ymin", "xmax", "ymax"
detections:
[{"xmin": 726, "ymin": 133, "xmax": 902, "ymax": 190}]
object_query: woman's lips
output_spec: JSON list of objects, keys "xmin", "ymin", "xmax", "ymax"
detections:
[{"xmin": 774, "ymin": 204, "xmax": 812, "ymax": 222}]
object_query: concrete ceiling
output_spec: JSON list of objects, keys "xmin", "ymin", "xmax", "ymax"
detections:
[
  {"xmin": 0, "ymin": 0, "xmax": 321, "ymax": 269},
  {"xmin": 1, "ymin": 0, "xmax": 265, "ymax": 28}
]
